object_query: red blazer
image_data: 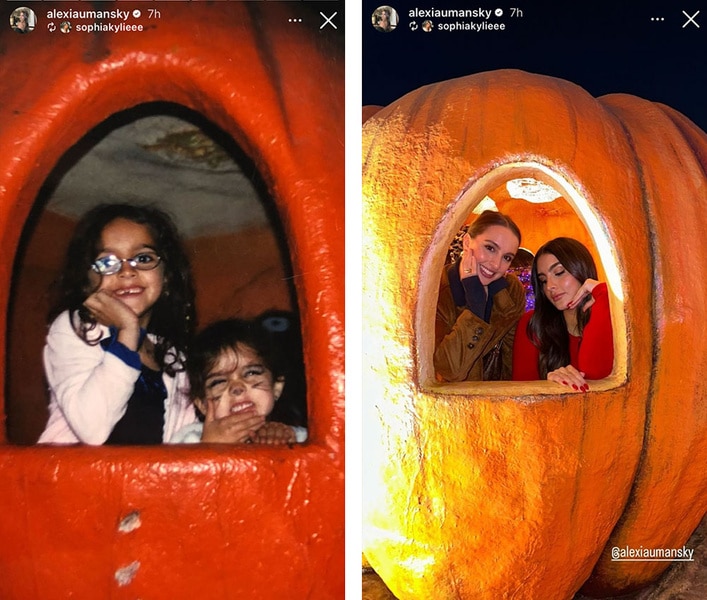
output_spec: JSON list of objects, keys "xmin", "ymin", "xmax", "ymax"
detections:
[{"xmin": 512, "ymin": 283, "xmax": 614, "ymax": 380}]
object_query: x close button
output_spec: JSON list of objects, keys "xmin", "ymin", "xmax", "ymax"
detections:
[
  {"xmin": 320, "ymin": 12, "xmax": 338, "ymax": 30},
  {"xmin": 682, "ymin": 10, "xmax": 700, "ymax": 28}
]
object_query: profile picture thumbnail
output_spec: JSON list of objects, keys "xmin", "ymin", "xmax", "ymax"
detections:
[
  {"xmin": 10, "ymin": 7, "xmax": 37, "ymax": 34},
  {"xmin": 372, "ymin": 6, "xmax": 399, "ymax": 32},
  {"xmin": 422, "ymin": 20, "xmax": 433, "ymax": 32}
]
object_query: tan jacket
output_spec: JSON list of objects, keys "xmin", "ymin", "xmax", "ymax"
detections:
[{"xmin": 434, "ymin": 268, "xmax": 526, "ymax": 382}]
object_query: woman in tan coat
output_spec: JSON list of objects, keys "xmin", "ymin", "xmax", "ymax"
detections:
[{"xmin": 435, "ymin": 211, "xmax": 526, "ymax": 381}]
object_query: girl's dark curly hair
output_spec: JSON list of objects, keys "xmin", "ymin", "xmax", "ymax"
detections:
[
  {"xmin": 527, "ymin": 237, "xmax": 597, "ymax": 378},
  {"xmin": 49, "ymin": 203, "xmax": 196, "ymax": 376}
]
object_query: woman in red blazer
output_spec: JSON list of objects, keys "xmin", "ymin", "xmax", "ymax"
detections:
[{"xmin": 512, "ymin": 237, "xmax": 613, "ymax": 391}]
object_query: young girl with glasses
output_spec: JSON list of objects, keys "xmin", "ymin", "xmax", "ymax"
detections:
[
  {"xmin": 37, "ymin": 203, "xmax": 216, "ymax": 444},
  {"xmin": 171, "ymin": 316, "xmax": 307, "ymax": 444}
]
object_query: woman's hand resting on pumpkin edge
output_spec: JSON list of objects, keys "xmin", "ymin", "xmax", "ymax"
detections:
[{"xmin": 547, "ymin": 365, "xmax": 589, "ymax": 392}]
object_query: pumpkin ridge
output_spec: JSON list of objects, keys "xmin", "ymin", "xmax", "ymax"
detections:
[
  {"xmin": 581, "ymin": 94, "xmax": 707, "ymax": 595},
  {"xmin": 567, "ymin": 396, "xmax": 590, "ymax": 528},
  {"xmin": 656, "ymin": 105, "xmax": 707, "ymax": 179},
  {"xmin": 414, "ymin": 83, "xmax": 447, "ymax": 134},
  {"xmin": 590, "ymin": 108, "xmax": 661, "ymax": 538},
  {"xmin": 244, "ymin": 3, "xmax": 294, "ymax": 148}
]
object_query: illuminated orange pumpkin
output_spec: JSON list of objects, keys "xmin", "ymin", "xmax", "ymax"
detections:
[
  {"xmin": 363, "ymin": 106, "xmax": 384, "ymax": 124},
  {"xmin": 0, "ymin": 4, "xmax": 343, "ymax": 598},
  {"xmin": 362, "ymin": 69, "xmax": 706, "ymax": 598}
]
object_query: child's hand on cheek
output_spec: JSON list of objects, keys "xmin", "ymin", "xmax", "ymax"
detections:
[
  {"xmin": 84, "ymin": 290, "xmax": 141, "ymax": 349},
  {"xmin": 251, "ymin": 421, "xmax": 296, "ymax": 445},
  {"xmin": 200, "ymin": 400, "xmax": 265, "ymax": 444},
  {"xmin": 85, "ymin": 289, "xmax": 138, "ymax": 327}
]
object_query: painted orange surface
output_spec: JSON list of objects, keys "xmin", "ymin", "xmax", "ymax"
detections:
[
  {"xmin": 188, "ymin": 228, "xmax": 294, "ymax": 323},
  {"xmin": 0, "ymin": 3, "xmax": 343, "ymax": 598},
  {"xmin": 363, "ymin": 105, "xmax": 385, "ymax": 124},
  {"xmin": 362, "ymin": 70, "xmax": 706, "ymax": 598}
]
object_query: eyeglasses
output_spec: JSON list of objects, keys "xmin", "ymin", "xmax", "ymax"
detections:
[{"xmin": 91, "ymin": 251, "xmax": 162, "ymax": 276}]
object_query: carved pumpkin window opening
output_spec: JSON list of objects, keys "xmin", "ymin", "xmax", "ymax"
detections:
[
  {"xmin": 6, "ymin": 102, "xmax": 307, "ymax": 444},
  {"xmin": 417, "ymin": 161, "xmax": 627, "ymax": 393}
]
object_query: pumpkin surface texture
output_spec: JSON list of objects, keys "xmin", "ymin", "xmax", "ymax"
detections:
[{"xmin": 362, "ymin": 69, "xmax": 707, "ymax": 599}]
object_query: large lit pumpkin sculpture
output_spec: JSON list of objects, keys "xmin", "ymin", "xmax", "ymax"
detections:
[
  {"xmin": 362, "ymin": 69, "xmax": 706, "ymax": 598},
  {"xmin": 0, "ymin": 4, "xmax": 343, "ymax": 598}
]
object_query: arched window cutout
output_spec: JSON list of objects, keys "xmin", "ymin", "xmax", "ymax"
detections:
[
  {"xmin": 417, "ymin": 161, "xmax": 627, "ymax": 395},
  {"xmin": 6, "ymin": 102, "xmax": 306, "ymax": 444}
]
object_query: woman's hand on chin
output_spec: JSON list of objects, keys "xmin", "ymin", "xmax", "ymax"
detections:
[
  {"xmin": 459, "ymin": 249, "xmax": 477, "ymax": 280},
  {"xmin": 566, "ymin": 278, "xmax": 600, "ymax": 311}
]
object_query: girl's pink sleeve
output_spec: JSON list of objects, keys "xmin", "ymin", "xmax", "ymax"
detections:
[
  {"xmin": 512, "ymin": 311, "xmax": 541, "ymax": 380},
  {"xmin": 578, "ymin": 282, "xmax": 614, "ymax": 379}
]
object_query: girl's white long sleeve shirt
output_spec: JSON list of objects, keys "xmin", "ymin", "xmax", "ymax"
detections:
[{"xmin": 38, "ymin": 310, "xmax": 196, "ymax": 445}]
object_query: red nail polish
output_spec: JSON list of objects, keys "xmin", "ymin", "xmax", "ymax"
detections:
[
  {"xmin": 562, "ymin": 380, "xmax": 568, "ymax": 385},
  {"xmin": 572, "ymin": 384, "xmax": 578, "ymax": 390}
]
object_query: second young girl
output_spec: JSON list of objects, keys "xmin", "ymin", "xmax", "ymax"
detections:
[
  {"xmin": 38, "ymin": 203, "xmax": 203, "ymax": 445},
  {"xmin": 171, "ymin": 317, "xmax": 307, "ymax": 444}
]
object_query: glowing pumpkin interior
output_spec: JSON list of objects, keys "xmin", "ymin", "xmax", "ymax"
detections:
[
  {"xmin": 417, "ymin": 162, "xmax": 624, "ymax": 389},
  {"xmin": 0, "ymin": 4, "xmax": 343, "ymax": 598}
]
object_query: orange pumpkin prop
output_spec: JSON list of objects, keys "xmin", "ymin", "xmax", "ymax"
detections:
[
  {"xmin": 0, "ymin": 4, "xmax": 343, "ymax": 598},
  {"xmin": 362, "ymin": 69, "xmax": 706, "ymax": 599}
]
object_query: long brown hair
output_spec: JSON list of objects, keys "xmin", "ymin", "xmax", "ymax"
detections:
[{"xmin": 527, "ymin": 237, "xmax": 598, "ymax": 378}]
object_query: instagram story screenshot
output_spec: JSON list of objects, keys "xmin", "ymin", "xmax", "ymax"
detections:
[
  {"xmin": 0, "ymin": 1, "xmax": 343, "ymax": 598},
  {"xmin": 362, "ymin": 1, "xmax": 705, "ymax": 599}
]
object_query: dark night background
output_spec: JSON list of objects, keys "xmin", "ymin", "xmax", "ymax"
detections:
[{"xmin": 363, "ymin": 1, "xmax": 707, "ymax": 131}]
